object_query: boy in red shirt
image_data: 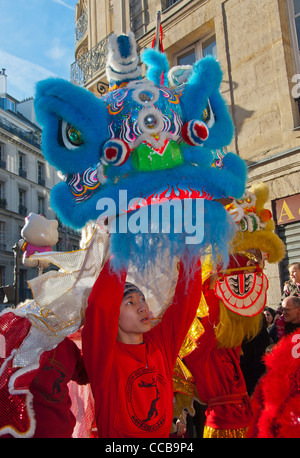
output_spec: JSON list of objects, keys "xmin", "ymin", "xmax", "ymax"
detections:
[{"xmin": 82, "ymin": 257, "xmax": 202, "ymax": 438}]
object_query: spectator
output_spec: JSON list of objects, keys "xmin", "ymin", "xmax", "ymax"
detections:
[
  {"xmin": 263, "ymin": 307, "xmax": 276, "ymax": 329},
  {"xmin": 279, "ymin": 262, "xmax": 300, "ymax": 307},
  {"xmin": 269, "ymin": 296, "xmax": 300, "ymax": 343}
]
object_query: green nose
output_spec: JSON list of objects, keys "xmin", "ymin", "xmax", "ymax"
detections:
[{"xmin": 131, "ymin": 139, "xmax": 183, "ymax": 171}]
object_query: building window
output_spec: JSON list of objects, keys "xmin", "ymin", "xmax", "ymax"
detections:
[
  {"xmin": 288, "ymin": 0, "xmax": 300, "ymax": 72},
  {"xmin": 293, "ymin": 0, "xmax": 300, "ymax": 50},
  {"xmin": 0, "ymin": 143, "xmax": 6, "ymax": 169},
  {"xmin": 0, "ymin": 97, "xmax": 16, "ymax": 112},
  {"xmin": 177, "ymin": 48, "xmax": 196, "ymax": 66},
  {"xmin": 0, "ymin": 222, "xmax": 6, "ymax": 250},
  {"xmin": 0, "ymin": 266, "xmax": 5, "ymax": 285},
  {"xmin": 7, "ymin": 99, "xmax": 16, "ymax": 112},
  {"xmin": 163, "ymin": 0, "xmax": 180, "ymax": 10},
  {"xmin": 175, "ymin": 34, "xmax": 217, "ymax": 66},
  {"xmin": 37, "ymin": 195, "xmax": 45, "ymax": 216},
  {"xmin": 18, "ymin": 152, "xmax": 27, "ymax": 178},
  {"xmin": 202, "ymin": 35, "xmax": 217, "ymax": 58},
  {"xmin": 18, "ymin": 188, "xmax": 27, "ymax": 215},
  {"xmin": 0, "ymin": 182, "xmax": 6, "ymax": 209},
  {"xmin": 37, "ymin": 161, "xmax": 45, "ymax": 186}
]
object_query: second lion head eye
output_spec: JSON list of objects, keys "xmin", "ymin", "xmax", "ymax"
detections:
[{"xmin": 201, "ymin": 100, "xmax": 215, "ymax": 129}]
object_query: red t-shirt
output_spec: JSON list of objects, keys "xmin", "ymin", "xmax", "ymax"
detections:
[
  {"xmin": 184, "ymin": 289, "xmax": 252, "ymax": 430},
  {"xmin": 82, "ymin": 258, "xmax": 202, "ymax": 438},
  {"xmin": 30, "ymin": 337, "xmax": 88, "ymax": 438}
]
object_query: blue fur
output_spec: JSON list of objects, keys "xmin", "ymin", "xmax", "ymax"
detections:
[
  {"xmin": 50, "ymin": 155, "xmax": 246, "ymax": 229},
  {"xmin": 35, "ymin": 36, "xmax": 247, "ymax": 270},
  {"xmin": 117, "ymin": 35, "xmax": 132, "ymax": 59},
  {"xmin": 141, "ymin": 48, "xmax": 170, "ymax": 86},
  {"xmin": 34, "ymin": 78, "xmax": 108, "ymax": 174},
  {"xmin": 180, "ymin": 144, "xmax": 214, "ymax": 167},
  {"xmin": 181, "ymin": 57, "xmax": 222, "ymax": 118},
  {"xmin": 109, "ymin": 199, "xmax": 235, "ymax": 274},
  {"xmin": 180, "ymin": 57, "xmax": 234, "ymax": 149}
]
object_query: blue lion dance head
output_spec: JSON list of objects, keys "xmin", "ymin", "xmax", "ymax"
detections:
[{"xmin": 34, "ymin": 32, "xmax": 246, "ymax": 271}]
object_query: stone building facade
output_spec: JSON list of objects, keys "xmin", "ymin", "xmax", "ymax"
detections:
[{"xmin": 72, "ymin": 0, "xmax": 300, "ymax": 307}]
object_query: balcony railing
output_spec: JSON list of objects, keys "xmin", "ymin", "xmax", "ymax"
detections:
[
  {"xmin": 75, "ymin": 9, "xmax": 88, "ymax": 44},
  {"xmin": 70, "ymin": 34, "xmax": 112, "ymax": 86},
  {"xmin": 0, "ymin": 116, "xmax": 41, "ymax": 148}
]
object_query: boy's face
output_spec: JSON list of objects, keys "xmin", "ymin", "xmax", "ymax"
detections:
[
  {"xmin": 289, "ymin": 265, "xmax": 300, "ymax": 284},
  {"xmin": 118, "ymin": 291, "xmax": 151, "ymax": 342}
]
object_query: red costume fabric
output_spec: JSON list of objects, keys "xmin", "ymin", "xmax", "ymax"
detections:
[
  {"xmin": 82, "ymin": 258, "xmax": 202, "ymax": 438},
  {"xmin": 247, "ymin": 329, "xmax": 300, "ymax": 438},
  {"xmin": 0, "ymin": 312, "xmax": 34, "ymax": 437},
  {"xmin": 30, "ymin": 337, "xmax": 88, "ymax": 438},
  {"xmin": 0, "ymin": 310, "xmax": 88, "ymax": 438},
  {"xmin": 183, "ymin": 288, "xmax": 252, "ymax": 431}
]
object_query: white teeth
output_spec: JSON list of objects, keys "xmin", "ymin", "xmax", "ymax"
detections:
[
  {"xmin": 224, "ymin": 289, "xmax": 231, "ymax": 300},
  {"xmin": 228, "ymin": 296, "xmax": 236, "ymax": 306},
  {"xmin": 243, "ymin": 296, "xmax": 252, "ymax": 307}
]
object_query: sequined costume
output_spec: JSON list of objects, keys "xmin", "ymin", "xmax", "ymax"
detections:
[{"xmin": 0, "ymin": 312, "xmax": 88, "ymax": 438}]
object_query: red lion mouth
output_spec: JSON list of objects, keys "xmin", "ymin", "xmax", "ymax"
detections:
[{"xmin": 124, "ymin": 185, "xmax": 214, "ymax": 213}]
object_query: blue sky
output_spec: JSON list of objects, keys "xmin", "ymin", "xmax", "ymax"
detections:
[{"xmin": 0, "ymin": 0, "xmax": 77, "ymax": 101}]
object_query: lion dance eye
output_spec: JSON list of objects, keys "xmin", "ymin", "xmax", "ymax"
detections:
[
  {"xmin": 66, "ymin": 124, "xmax": 83, "ymax": 146},
  {"xmin": 60, "ymin": 120, "xmax": 84, "ymax": 150},
  {"xmin": 202, "ymin": 107, "xmax": 209, "ymax": 122},
  {"xmin": 201, "ymin": 100, "xmax": 215, "ymax": 129}
]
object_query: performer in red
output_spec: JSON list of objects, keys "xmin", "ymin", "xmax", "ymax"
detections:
[
  {"xmin": 183, "ymin": 262, "xmax": 256, "ymax": 438},
  {"xmin": 176, "ymin": 183, "xmax": 286, "ymax": 438},
  {"xmin": 82, "ymin": 256, "xmax": 202, "ymax": 438}
]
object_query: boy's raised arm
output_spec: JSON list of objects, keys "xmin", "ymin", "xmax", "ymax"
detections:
[
  {"xmin": 152, "ymin": 257, "xmax": 202, "ymax": 367},
  {"xmin": 82, "ymin": 258, "xmax": 127, "ymax": 386}
]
